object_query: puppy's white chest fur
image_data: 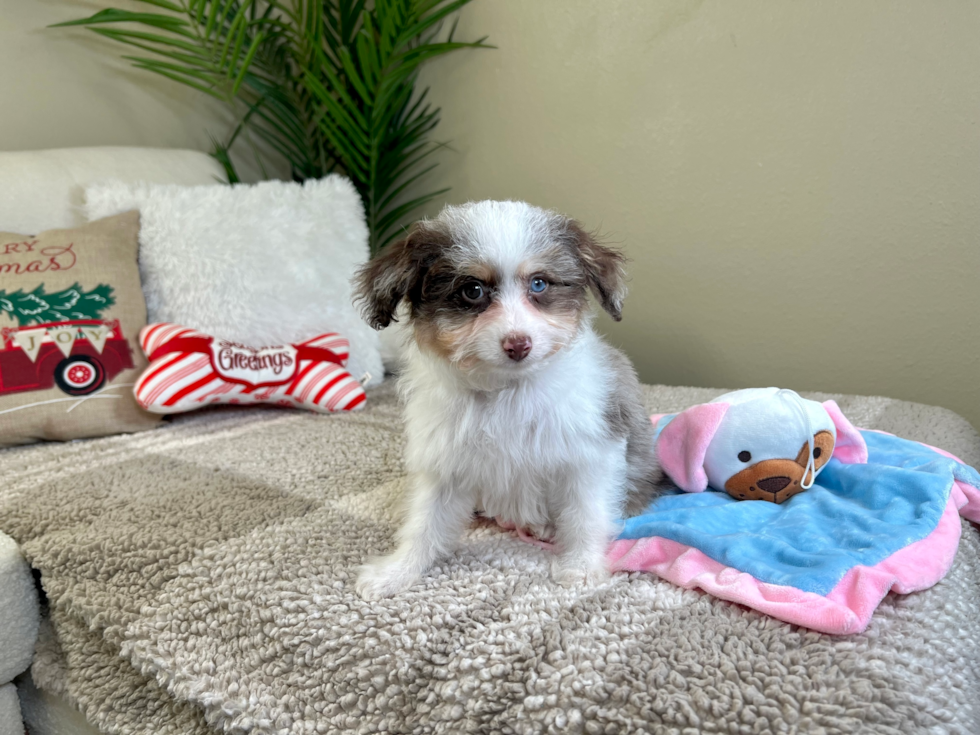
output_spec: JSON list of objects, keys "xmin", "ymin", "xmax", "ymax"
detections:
[{"xmin": 401, "ymin": 329, "xmax": 624, "ymax": 527}]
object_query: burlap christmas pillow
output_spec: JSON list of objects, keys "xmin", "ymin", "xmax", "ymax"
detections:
[{"xmin": 0, "ymin": 211, "xmax": 160, "ymax": 446}]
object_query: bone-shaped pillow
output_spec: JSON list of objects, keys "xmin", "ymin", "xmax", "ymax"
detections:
[{"xmin": 134, "ymin": 323, "xmax": 366, "ymax": 414}]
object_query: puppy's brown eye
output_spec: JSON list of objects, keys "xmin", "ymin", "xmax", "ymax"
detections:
[
  {"xmin": 461, "ymin": 282, "xmax": 484, "ymax": 302},
  {"xmin": 738, "ymin": 451, "xmax": 751, "ymax": 463}
]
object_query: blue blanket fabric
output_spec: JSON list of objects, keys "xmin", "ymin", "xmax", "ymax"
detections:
[{"xmin": 620, "ymin": 430, "xmax": 980, "ymax": 595}]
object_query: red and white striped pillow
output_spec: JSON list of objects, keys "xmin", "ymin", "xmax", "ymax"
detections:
[{"xmin": 134, "ymin": 323, "xmax": 366, "ymax": 414}]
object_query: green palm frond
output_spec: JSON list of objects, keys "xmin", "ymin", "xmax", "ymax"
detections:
[{"xmin": 53, "ymin": 0, "xmax": 489, "ymax": 253}]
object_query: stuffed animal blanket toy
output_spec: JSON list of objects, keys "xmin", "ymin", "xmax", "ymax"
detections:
[{"xmin": 606, "ymin": 389, "xmax": 980, "ymax": 634}]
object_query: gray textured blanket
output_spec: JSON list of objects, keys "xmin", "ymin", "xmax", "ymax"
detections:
[{"xmin": 1, "ymin": 382, "xmax": 979, "ymax": 735}]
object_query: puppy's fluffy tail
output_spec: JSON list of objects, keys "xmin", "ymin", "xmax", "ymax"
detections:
[
  {"xmin": 604, "ymin": 345, "xmax": 665, "ymax": 518},
  {"xmin": 623, "ymin": 454, "xmax": 665, "ymax": 517}
]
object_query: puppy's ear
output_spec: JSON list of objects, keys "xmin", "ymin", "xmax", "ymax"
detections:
[
  {"xmin": 352, "ymin": 223, "xmax": 447, "ymax": 329},
  {"xmin": 564, "ymin": 221, "xmax": 628, "ymax": 321}
]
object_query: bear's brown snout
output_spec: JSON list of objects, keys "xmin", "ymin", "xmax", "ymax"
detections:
[
  {"xmin": 756, "ymin": 476, "xmax": 791, "ymax": 494},
  {"xmin": 723, "ymin": 430, "xmax": 835, "ymax": 504}
]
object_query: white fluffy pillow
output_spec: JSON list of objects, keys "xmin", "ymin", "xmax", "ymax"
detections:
[{"xmin": 84, "ymin": 176, "xmax": 383, "ymax": 387}]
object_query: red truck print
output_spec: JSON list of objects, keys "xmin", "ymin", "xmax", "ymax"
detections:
[{"xmin": 0, "ymin": 319, "xmax": 134, "ymax": 397}]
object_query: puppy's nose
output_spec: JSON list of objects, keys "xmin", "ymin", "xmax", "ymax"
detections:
[
  {"xmin": 502, "ymin": 334, "xmax": 532, "ymax": 362},
  {"xmin": 756, "ymin": 476, "xmax": 791, "ymax": 494}
]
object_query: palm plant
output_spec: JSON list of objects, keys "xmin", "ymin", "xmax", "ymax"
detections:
[{"xmin": 54, "ymin": 1, "xmax": 489, "ymax": 253}]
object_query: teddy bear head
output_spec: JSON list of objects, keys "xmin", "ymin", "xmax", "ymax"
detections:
[{"xmin": 654, "ymin": 388, "xmax": 867, "ymax": 503}]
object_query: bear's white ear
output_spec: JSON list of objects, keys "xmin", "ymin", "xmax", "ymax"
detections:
[
  {"xmin": 822, "ymin": 400, "xmax": 868, "ymax": 464},
  {"xmin": 656, "ymin": 402, "xmax": 731, "ymax": 492}
]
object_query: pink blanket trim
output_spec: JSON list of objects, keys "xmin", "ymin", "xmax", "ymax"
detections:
[{"xmin": 496, "ymin": 434, "xmax": 980, "ymax": 635}]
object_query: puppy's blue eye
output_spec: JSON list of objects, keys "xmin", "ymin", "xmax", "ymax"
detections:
[{"xmin": 530, "ymin": 277, "xmax": 548, "ymax": 293}]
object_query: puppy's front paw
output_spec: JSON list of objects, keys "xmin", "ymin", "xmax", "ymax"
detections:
[
  {"xmin": 355, "ymin": 558, "xmax": 418, "ymax": 600},
  {"xmin": 550, "ymin": 557, "xmax": 610, "ymax": 588}
]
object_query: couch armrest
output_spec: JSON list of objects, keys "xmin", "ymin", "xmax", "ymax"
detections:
[{"xmin": 0, "ymin": 533, "xmax": 39, "ymax": 686}]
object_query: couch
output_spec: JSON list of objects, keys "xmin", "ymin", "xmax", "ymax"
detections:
[
  {"xmin": 1, "ymin": 148, "xmax": 979, "ymax": 735},
  {"xmin": 0, "ymin": 146, "xmax": 225, "ymax": 735}
]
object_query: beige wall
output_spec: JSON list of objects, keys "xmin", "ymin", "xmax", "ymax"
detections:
[
  {"xmin": 0, "ymin": 0, "xmax": 272, "ymax": 181},
  {"xmin": 417, "ymin": 0, "xmax": 980, "ymax": 428}
]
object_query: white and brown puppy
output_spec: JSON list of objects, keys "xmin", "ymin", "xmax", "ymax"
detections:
[{"xmin": 352, "ymin": 200, "xmax": 659, "ymax": 599}]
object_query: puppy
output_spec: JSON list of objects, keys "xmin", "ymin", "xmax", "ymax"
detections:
[{"xmin": 352, "ymin": 201, "xmax": 659, "ymax": 599}]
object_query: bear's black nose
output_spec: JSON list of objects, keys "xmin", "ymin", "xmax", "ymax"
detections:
[{"xmin": 757, "ymin": 476, "xmax": 791, "ymax": 494}]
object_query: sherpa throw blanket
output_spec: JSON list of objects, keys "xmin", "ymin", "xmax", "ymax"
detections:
[{"xmin": 1, "ymin": 383, "xmax": 979, "ymax": 735}]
